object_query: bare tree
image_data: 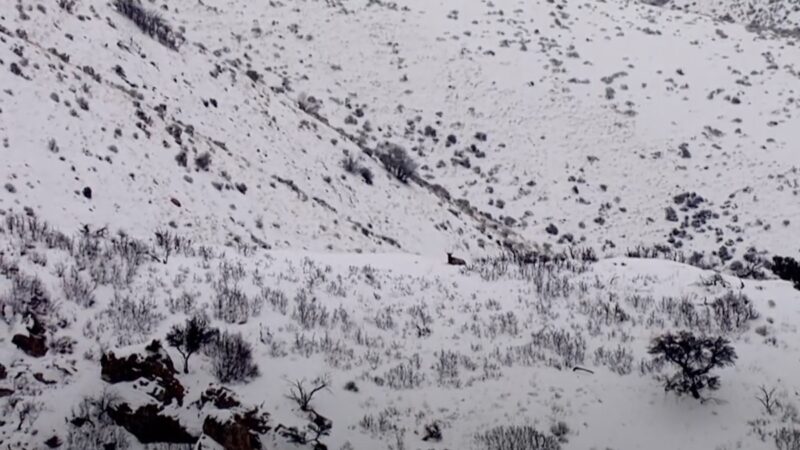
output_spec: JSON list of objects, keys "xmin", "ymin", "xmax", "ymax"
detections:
[
  {"xmin": 166, "ymin": 316, "xmax": 217, "ymax": 373},
  {"xmin": 756, "ymin": 385, "xmax": 778, "ymax": 415},
  {"xmin": 287, "ymin": 377, "xmax": 329, "ymax": 411}
]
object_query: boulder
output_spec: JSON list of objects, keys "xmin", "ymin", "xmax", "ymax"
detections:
[
  {"xmin": 108, "ymin": 403, "xmax": 196, "ymax": 444},
  {"xmin": 198, "ymin": 385, "xmax": 241, "ymax": 410},
  {"xmin": 203, "ymin": 408, "xmax": 270, "ymax": 450},
  {"xmin": 101, "ymin": 352, "xmax": 184, "ymax": 405},
  {"xmin": 12, "ymin": 333, "xmax": 47, "ymax": 357}
]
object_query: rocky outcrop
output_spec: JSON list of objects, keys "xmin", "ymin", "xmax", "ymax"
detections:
[
  {"xmin": 197, "ymin": 385, "xmax": 241, "ymax": 410},
  {"xmin": 202, "ymin": 408, "xmax": 271, "ymax": 450},
  {"xmin": 101, "ymin": 351, "xmax": 184, "ymax": 405},
  {"xmin": 108, "ymin": 403, "xmax": 196, "ymax": 444},
  {"xmin": 12, "ymin": 333, "xmax": 47, "ymax": 357}
]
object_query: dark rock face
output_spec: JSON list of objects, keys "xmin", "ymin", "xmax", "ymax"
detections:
[
  {"xmin": 43, "ymin": 435, "xmax": 62, "ymax": 448},
  {"xmin": 12, "ymin": 333, "xmax": 47, "ymax": 357},
  {"xmin": 203, "ymin": 408, "xmax": 271, "ymax": 450},
  {"xmin": 0, "ymin": 363, "xmax": 7, "ymax": 380},
  {"xmin": 109, "ymin": 403, "xmax": 196, "ymax": 444},
  {"xmin": 0, "ymin": 388, "xmax": 14, "ymax": 398},
  {"xmin": 101, "ymin": 352, "xmax": 184, "ymax": 405}
]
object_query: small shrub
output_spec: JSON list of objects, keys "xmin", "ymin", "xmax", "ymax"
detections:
[
  {"xmin": 104, "ymin": 292, "xmax": 163, "ymax": 346},
  {"xmin": 422, "ymin": 422, "xmax": 443, "ymax": 442},
  {"xmin": 297, "ymin": 93, "xmax": 322, "ymax": 115},
  {"xmin": 286, "ymin": 377, "xmax": 329, "ymax": 411},
  {"xmin": 359, "ymin": 166, "xmax": 374, "ymax": 185},
  {"xmin": 475, "ymin": 425, "xmax": 560, "ymax": 450},
  {"xmin": 549, "ymin": 421, "xmax": 570, "ymax": 442},
  {"xmin": 775, "ymin": 427, "xmax": 800, "ymax": 450},
  {"xmin": 342, "ymin": 155, "xmax": 360, "ymax": 173},
  {"xmin": 648, "ymin": 331, "xmax": 736, "ymax": 399},
  {"xmin": 66, "ymin": 391, "xmax": 129, "ymax": 450},
  {"xmin": 712, "ymin": 291, "xmax": 758, "ymax": 332},
  {"xmin": 175, "ymin": 150, "xmax": 188, "ymax": 167},
  {"xmin": 207, "ymin": 331, "xmax": 259, "ymax": 383},
  {"xmin": 62, "ymin": 266, "xmax": 96, "ymax": 308},
  {"xmin": 194, "ymin": 152, "xmax": 212, "ymax": 171}
]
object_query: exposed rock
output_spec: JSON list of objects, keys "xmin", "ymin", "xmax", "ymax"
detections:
[
  {"xmin": 101, "ymin": 352, "xmax": 184, "ymax": 405},
  {"xmin": 0, "ymin": 388, "xmax": 14, "ymax": 397},
  {"xmin": 203, "ymin": 408, "xmax": 271, "ymax": 450},
  {"xmin": 109, "ymin": 403, "xmax": 196, "ymax": 444},
  {"xmin": 34, "ymin": 372, "xmax": 57, "ymax": 385},
  {"xmin": 44, "ymin": 435, "xmax": 62, "ymax": 448},
  {"xmin": 12, "ymin": 333, "xmax": 47, "ymax": 357},
  {"xmin": 0, "ymin": 363, "xmax": 6, "ymax": 380},
  {"xmin": 198, "ymin": 385, "xmax": 241, "ymax": 410}
]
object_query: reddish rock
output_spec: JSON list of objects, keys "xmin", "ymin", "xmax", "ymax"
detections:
[
  {"xmin": 109, "ymin": 403, "xmax": 196, "ymax": 444},
  {"xmin": 101, "ymin": 352, "xmax": 184, "ymax": 405},
  {"xmin": 198, "ymin": 385, "xmax": 241, "ymax": 410},
  {"xmin": 12, "ymin": 333, "xmax": 47, "ymax": 357},
  {"xmin": 203, "ymin": 408, "xmax": 270, "ymax": 450}
]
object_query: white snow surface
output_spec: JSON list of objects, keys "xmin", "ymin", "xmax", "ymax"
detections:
[{"xmin": 1, "ymin": 0, "xmax": 799, "ymax": 449}]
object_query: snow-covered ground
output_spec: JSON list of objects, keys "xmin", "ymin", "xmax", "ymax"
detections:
[{"xmin": 1, "ymin": 0, "xmax": 799, "ymax": 449}]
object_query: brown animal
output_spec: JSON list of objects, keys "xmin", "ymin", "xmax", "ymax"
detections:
[{"xmin": 447, "ymin": 252, "xmax": 466, "ymax": 266}]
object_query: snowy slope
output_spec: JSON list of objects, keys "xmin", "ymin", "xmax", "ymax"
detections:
[
  {"xmin": 1, "ymin": 215, "xmax": 799, "ymax": 449},
  {"xmin": 0, "ymin": 0, "xmax": 525, "ymax": 257},
  {"xmin": 1, "ymin": 0, "xmax": 800, "ymax": 449}
]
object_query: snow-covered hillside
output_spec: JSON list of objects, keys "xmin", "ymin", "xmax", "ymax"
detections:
[{"xmin": 1, "ymin": 0, "xmax": 799, "ymax": 449}]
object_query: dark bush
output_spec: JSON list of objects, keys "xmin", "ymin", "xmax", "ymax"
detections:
[
  {"xmin": 377, "ymin": 143, "xmax": 417, "ymax": 183},
  {"xmin": 175, "ymin": 150, "xmax": 187, "ymax": 167},
  {"xmin": 772, "ymin": 256, "xmax": 800, "ymax": 290},
  {"xmin": 360, "ymin": 167, "xmax": 374, "ymax": 185},
  {"xmin": 207, "ymin": 331, "xmax": 259, "ymax": 384},
  {"xmin": 648, "ymin": 331, "xmax": 736, "ymax": 399},
  {"xmin": 113, "ymin": 0, "xmax": 183, "ymax": 50},
  {"xmin": 195, "ymin": 152, "xmax": 212, "ymax": 171}
]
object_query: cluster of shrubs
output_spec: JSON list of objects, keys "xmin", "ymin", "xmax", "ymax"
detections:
[
  {"xmin": 772, "ymin": 255, "xmax": 800, "ymax": 290},
  {"xmin": 341, "ymin": 154, "xmax": 374, "ymax": 185},
  {"xmin": 166, "ymin": 315, "xmax": 259, "ymax": 383},
  {"xmin": 474, "ymin": 425, "xmax": 561, "ymax": 450},
  {"xmin": 376, "ymin": 143, "xmax": 417, "ymax": 183},
  {"xmin": 113, "ymin": 0, "xmax": 183, "ymax": 50}
]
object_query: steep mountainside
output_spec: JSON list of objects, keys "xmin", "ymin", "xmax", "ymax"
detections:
[{"xmin": 1, "ymin": 1, "xmax": 799, "ymax": 450}]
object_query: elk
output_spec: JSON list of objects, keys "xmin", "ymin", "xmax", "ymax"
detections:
[{"xmin": 447, "ymin": 252, "xmax": 466, "ymax": 266}]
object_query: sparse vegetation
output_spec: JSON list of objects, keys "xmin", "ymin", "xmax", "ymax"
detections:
[{"xmin": 475, "ymin": 425, "xmax": 561, "ymax": 450}]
